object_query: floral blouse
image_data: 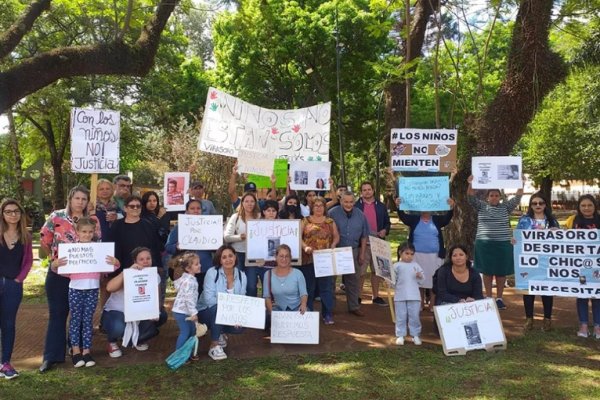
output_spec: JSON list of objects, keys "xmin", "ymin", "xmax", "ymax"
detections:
[
  {"xmin": 301, "ymin": 216, "xmax": 336, "ymax": 265},
  {"xmin": 40, "ymin": 209, "xmax": 101, "ymax": 260}
]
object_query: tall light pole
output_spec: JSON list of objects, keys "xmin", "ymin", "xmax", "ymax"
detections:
[{"xmin": 334, "ymin": 6, "xmax": 347, "ymax": 187}]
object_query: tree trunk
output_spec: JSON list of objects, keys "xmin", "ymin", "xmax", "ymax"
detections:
[
  {"xmin": 446, "ymin": 0, "xmax": 568, "ymax": 249},
  {"xmin": 7, "ymin": 110, "xmax": 24, "ymax": 202},
  {"xmin": 539, "ymin": 176, "xmax": 553, "ymax": 205}
]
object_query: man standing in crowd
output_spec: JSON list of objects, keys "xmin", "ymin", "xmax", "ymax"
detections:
[
  {"xmin": 112, "ymin": 175, "xmax": 132, "ymax": 217},
  {"xmin": 328, "ymin": 191, "xmax": 370, "ymax": 316},
  {"xmin": 189, "ymin": 181, "xmax": 218, "ymax": 215},
  {"xmin": 355, "ymin": 181, "xmax": 391, "ymax": 306}
]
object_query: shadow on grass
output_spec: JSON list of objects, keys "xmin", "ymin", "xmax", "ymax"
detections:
[{"xmin": 2, "ymin": 329, "xmax": 598, "ymax": 400}]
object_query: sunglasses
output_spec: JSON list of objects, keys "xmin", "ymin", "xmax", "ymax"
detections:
[
  {"xmin": 531, "ymin": 201, "xmax": 545, "ymax": 206},
  {"xmin": 127, "ymin": 204, "xmax": 142, "ymax": 209}
]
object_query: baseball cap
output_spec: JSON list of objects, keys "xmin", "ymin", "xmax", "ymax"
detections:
[{"xmin": 244, "ymin": 182, "xmax": 257, "ymax": 192}]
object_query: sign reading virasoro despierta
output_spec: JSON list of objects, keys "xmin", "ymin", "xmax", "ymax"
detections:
[
  {"xmin": 198, "ymin": 87, "xmax": 331, "ymax": 161},
  {"xmin": 514, "ymin": 229, "xmax": 600, "ymax": 298},
  {"xmin": 390, "ymin": 128, "xmax": 457, "ymax": 172}
]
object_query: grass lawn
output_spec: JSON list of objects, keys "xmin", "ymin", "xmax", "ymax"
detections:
[{"xmin": 1, "ymin": 329, "xmax": 598, "ymax": 400}]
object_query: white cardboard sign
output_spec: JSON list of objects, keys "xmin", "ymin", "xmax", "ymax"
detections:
[
  {"xmin": 237, "ymin": 148, "xmax": 276, "ymax": 176},
  {"xmin": 312, "ymin": 247, "xmax": 355, "ymax": 277},
  {"xmin": 123, "ymin": 267, "xmax": 160, "ymax": 322},
  {"xmin": 434, "ymin": 298, "xmax": 506, "ymax": 356},
  {"xmin": 471, "ymin": 156, "xmax": 523, "ymax": 189},
  {"xmin": 369, "ymin": 236, "xmax": 395, "ymax": 284},
  {"xmin": 289, "ymin": 160, "xmax": 331, "ymax": 191},
  {"xmin": 177, "ymin": 214, "xmax": 223, "ymax": 250},
  {"xmin": 246, "ymin": 219, "xmax": 302, "ymax": 265},
  {"xmin": 57, "ymin": 242, "xmax": 115, "ymax": 274},
  {"xmin": 270, "ymin": 311, "xmax": 320, "ymax": 344},
  {"xmin": 70, "ymin": 107, "xmax": 120, "ymax": 173},
  {"xmin": 164, "ymin": 172, "xmax": 190, "ymax": 212},
  {"xmin": 215, "ymin": 292, "xmax": 266, "ymax": 329}
]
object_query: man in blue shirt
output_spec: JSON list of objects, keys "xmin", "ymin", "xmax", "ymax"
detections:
[{"xmin": 328, "ymin": 191, "xmax": 370, "ymax": 316}]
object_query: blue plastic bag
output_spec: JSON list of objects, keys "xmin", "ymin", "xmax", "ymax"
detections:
[{"xmin": 165, "ymin": 336, "xmax": 198, "ymax": 370}]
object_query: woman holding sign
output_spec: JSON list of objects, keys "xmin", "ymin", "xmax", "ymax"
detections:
[
  {"xmin": 467, "ymin": 175, "xmax": 523, "ymax": 310},
  {"xmin": 0, "ymin": 199, "xmax": 33, "ymax": 379},
  {"xmin": 516, "ymin": 192, "xmax": 560, "ymax": 332},
  {"xmin": 396, "ymin": 197, "xmax": 455, "ymax": 310},
  {"xmin": 165, "ymin": 199, "xmax": 214, "ymax": 295},
  {"xmin": 301, "ymin": 197, "xmax": 339, "ymax": 324},
  {"xmin": 197, "ymin": 245, "xmax": 247, "ymax": 361},
  {"xmin": 39, "ymin": 186, "xmax": 100, "ymax": 373},
  {"xmin": 224, "ymin": 192, "xmax": 261, "ymax": 272},
  {"xmin": 264, "ymin": 245, "xmax": 308, "ymax": 314},
  {"xmin": 566, "ymin": 195, "xmax": 600, "ymax": 339}
]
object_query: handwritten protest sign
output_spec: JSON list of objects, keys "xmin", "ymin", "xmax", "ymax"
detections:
[
  {"xmin": 369, "ymin": 236, "xmax": 395, "ymax": 284},
  {"xmin": 471, "ymin": 156, "xmax": 522, "ymax": 189},
  {"xmin": 390, "ymin": 128, "xmax": 457, "ymax": 172},
  {"xmin": 57, "ymin": 242, "xmax": 115, "ymax": 274},
  {"xmin": 434, "ymin": 298, "xmax": 506, "ymax": 356},
  {"xmin": 270, "ymin": 311, "xmax": 320, "ymax": 344},
  {"xmin": 313, "ymin": 247, "xmax": 355, "ymax": 277},
  {"xmin": 514, "ymin": 229, "xmax": 600, "ymax": 298},
  {"xmin": 398, "ymin": 176, "xmax": 450, "ymax": 212},
  {"xmin": 164, "ymin": 172, "xmax": 189, "ymax": 212},
  {"xmin": 246, "ymin": 219, "xmax": 301, "ymax": 266},
  {"xmin": 198, "ymin": 87, "xmax": 331, "ymax": 161},
  {"xmin": 248, "ymin": 158, "xmax": 288, "ymax": 189},
  {"xmin": 215, "ymin": 293, "xmax": 266, "ymax": 329},
  {"xmin": 289, "ymin": 160, "xmax": 331, "ymax": 191},
  {"xmin": 123, "ymin": 267, "xmax": 159, "ymax": 322},
  {"xmin": 177, "ymin": 215, "xmax": 223, "ymax": 250},
  {"xmin": 70, "ymin": 108, "xmax": 120, "ymax": 173},
  {"xmin": 237, "ymin": 149, "xmax": 276, "ymax": 176}
]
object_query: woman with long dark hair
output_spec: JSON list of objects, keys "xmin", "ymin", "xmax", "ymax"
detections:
[
  {"xmin": 566, "ymin": 194, "xmax": 600, "ymax": 339},
  {"xmin": 516, "ymin": 192, "xmax": 560, "ymax": 332},
  {"xmin": 0, "ymin": 199, "xmax": 33, "ymax": 379}
]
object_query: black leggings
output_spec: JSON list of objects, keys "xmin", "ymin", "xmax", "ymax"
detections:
[{"xmin": 523, "ymin": 295, "xmax": 553, "ymax": 319}]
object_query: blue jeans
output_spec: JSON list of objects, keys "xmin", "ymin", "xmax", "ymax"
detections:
[
  {"xmin": 198, "ymin": 305, "xmax": 244, "ymax": 342},
  {"xmin": 237, "ymin": 252, "xmax": 246, "ymax": 273},
  {"xmin": 100, "ymin": 309, "xmax": 168, "ymax": 344},
  {"xmin": 0, "ymin": 277, "xmax": 23, "ymax": 363},
  {"xmin": 296, "ymin": 264, "xmax": 317, "ymax": 311},
  {"xmin": 173, "ymin": 312, "xmax": 196, "ymax": 350},
  {"xmin": 43, "ymin": 269, "xmax": 70, "ymax": 363},
  {"xmin": 316, "ymin": 275, "xmax": 334, "ymax": 318},
  {"xmin": 395, "ymin": 300, "xmax": 421, "ymax": 337},
  {"xmin": 576, "ymin": 298, "xmax": 600, "ymax": 327},
  {"xmin": 245, "ymin": 267, "xmax": 266, "ymax": 297}
]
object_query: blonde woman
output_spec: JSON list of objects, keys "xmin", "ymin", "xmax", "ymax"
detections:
[{"xmin": 224, "ymin": 192, "xmax": 261, "ymax": 271}]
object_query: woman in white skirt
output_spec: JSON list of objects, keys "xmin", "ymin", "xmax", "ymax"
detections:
[{"xmin": 396, "ymin": 198, "xmax": 455, "ymax": 310}]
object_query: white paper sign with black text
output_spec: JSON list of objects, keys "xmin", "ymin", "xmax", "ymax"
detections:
[
  {"xmin": 70, "ymin": 108, "xmax": 120, "ymax": 173},
  {"xmin": 215, "ymin": 292, "xmax": 266, "ymax": 329},
  {"xmin": 57, "ymin": 242, "xmax": 115, "ymax": 274},
  {"xmin": 123, "ymin": 267, "xmax": 160, "ymax": 323},
  {"xmin": 270, "ymin": 311, "xmax": 320, "ymax": 344}
]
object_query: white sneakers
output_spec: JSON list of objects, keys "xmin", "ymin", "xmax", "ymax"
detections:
[
  {"xmin": 135, "ymin": 343, "xmax": 149, "ymax": 351},
  {"xmin": 396, "ymin": 336, "xmax": 422, "ymax": 345},
  {"xmin": 218, "ymin": 334, "xmax": 228, "ymax": 348},
  {"xmin": 107, "ymin": 343, "xmax": 122, "ymax": 358},
  {"xmin": 208, "ymin": 345, "xmax": 227, "ymax": 361}
]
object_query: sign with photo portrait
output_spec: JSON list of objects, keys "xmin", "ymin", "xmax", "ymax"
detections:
[
  {"xmin": 289, "ymin": 160, "xmax": 331, "ymax": 191},
  {"xmin": 471, "ymin": 156, "xmax": 522, "ymax": 189}
]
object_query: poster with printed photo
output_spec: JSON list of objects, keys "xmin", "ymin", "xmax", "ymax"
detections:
[
  {"xmin": 471, "ymin": 156, "xmax": 523, "ymax": 189},
  {"xmin": 164, "ymin": 172, "xmax": 190, "ymax": 212},
  {"xmin": 289, "ymin": 160, "xmax": 331, "ymax": 191}
]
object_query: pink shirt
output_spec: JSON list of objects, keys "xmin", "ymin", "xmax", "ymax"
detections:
[{"xmin": 362, "ymin": 201, "xmax": 378, "ymax": 234}]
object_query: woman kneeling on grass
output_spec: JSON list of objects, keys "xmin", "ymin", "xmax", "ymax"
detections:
[
  {"xmin": 0, "ymin": 199, "xmax": 33, "ymax": 380},
  {"xmin": 100, "ymin": 247, "xmax": 167, "ymax": 358},
  {"xmin": 197, "ymin": 245, "xmax": 247, "ymax": 361},
  {"xmin": 264, "ymin": 244, "xmax": 308, "ymax": 314}
]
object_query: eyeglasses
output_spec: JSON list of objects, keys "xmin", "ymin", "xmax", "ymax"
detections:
[
  {"xmin": 127, "ymin": 204, "xmax": 142, "ymax": 209},
  {"xmin": 531, "ymin": 201, "xmax": 545, "ymax": 206},
  {"xmin": 3, "ymin": 209, "xmax": 21, "ymax": 216}
]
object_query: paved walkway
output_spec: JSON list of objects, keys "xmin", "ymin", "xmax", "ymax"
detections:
[{"xmin": 11, "ymin": 286, "xmax": 581, "ymax": 371}]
